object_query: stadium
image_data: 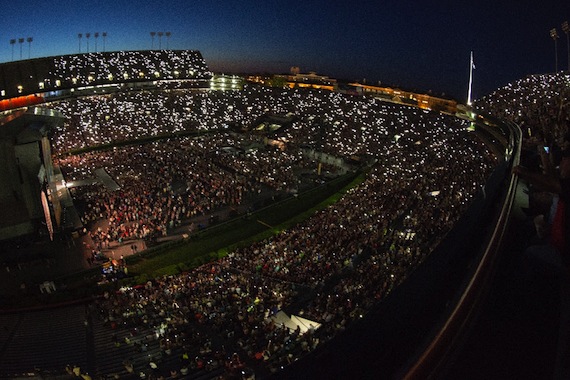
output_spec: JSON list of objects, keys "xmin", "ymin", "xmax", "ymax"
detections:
[{"xmin": 0, "ymin": 49, "xmax": 567, "ymax": 379}]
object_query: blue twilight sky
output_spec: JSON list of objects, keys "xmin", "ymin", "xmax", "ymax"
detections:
[{"xmin": 0, "ymin": 0, "xmax": 569, "ymax": 100}]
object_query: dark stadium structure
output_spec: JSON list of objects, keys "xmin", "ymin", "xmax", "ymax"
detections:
[
  {"xmin": 0, "ymin": 108, "xmax": 65, "ymax": 241},
  {"xmin": 0, "ymin": 51, "xmax": 566, "ymax": 380}
]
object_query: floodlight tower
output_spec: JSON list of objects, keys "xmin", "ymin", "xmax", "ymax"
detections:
[
  {"xmin": 94, "ymin": 32, "xmax": 99, "ymax": 52},
  {"xmin": 158, "ymin": 32, "xmax": 164, "ymax": 49},
  {"xmin": 102, "ymin": 32, "xmax": 107, "ymax": 52},
  {"xmin": 18, "ymin": 38, "xmax": 24, "ymax": 60},
  {"xmin": 150, "ymin": 32, "xmax": 156, "ymax": 49},
  {"xmin": 562, "ymin": 21, "xmax": 570, "ymax": 72},
  {"xmin": 78, "ymin": 33, "xmax": 83, "ymax": 53},
  {"xmin": 85, "ymin": 33, "xmax": 91, "ymax": 53},
  {"xmin": 166, "ymin": 32, "xmax": 171, "ymax": 49},
  {"xmin": 550, "ymin": 28, "xmax": 559, "ymax": 73},
  {"xmin": 10, "ymin": 39, "xmax": 16, "ymax": 61},
  {"xmin": 27, "ymin": 37, "xmax": 33, "ymax": 59},
  {"xmin": 86, "ymin": 33, "xmax": 91, "ymax": 53}
]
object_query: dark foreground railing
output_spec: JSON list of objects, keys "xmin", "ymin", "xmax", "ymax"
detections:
[{"xmin": 401, "ymin": 118, "xmax": 522, "ymax": 379}]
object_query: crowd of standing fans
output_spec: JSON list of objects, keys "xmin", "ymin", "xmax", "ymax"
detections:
[
  {"xmin": 44, "ymin": 84, "xmax": 498, "ymax": 378},
  {"xmin": 56, "ymin": 135, "xmax": 320, "ymax": 246},
  {"xmin": 478, "ymin": 73, "xmax": 570, "ymax": 274},
  {"xmin": 474, "ymin": 73, "xmax": 570, "ymax": 147}
]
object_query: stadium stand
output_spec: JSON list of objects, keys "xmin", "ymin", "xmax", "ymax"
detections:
[
  {"xmin": 1, "ymin": 51, "xmax": 552, "ymax": 379},
  {"xmin": 0, "ymin": 50, "xmax": 212, "ymax": 104}
]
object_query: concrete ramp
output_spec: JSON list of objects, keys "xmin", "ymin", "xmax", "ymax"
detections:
[{"xmin": 94, "ymin": 168, "xmax": 120, "ymax": 191}]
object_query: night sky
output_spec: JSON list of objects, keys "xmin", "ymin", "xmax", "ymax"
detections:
[{"xmin": 1, "ymin": 0, "xmax": 569, "ymax": 100}]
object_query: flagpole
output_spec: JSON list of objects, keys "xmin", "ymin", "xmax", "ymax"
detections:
[{"xmin": 467, "ymin": 51, "xmax": 474, "ymax": 106}]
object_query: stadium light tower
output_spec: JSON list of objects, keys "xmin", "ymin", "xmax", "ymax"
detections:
[
  {"xmin": 563, "ymin": 21, "xmax": 570, "ymax": 72},
  {"xmin": 158, "ymin": 32, "xmax": 164, "ymax": 49},
  {"xmin": 86, "ymin": 33, "xmax": 91, "ymax": 53},
  {"xmin": 150, "ymin": 32, "xmax": 156, "ymax": 49},
  {"xmin": 78, "ymin": 33, "xmax": 83, "ymax": 53},
  {"xmin": 18, "ymin": 38, "xmax": 24, "ymax": 60},
  {"xmin": 102, "ymin": 32, "xmax": 107, "ymax": 52},
  {"xmin": 166, "ymin": 32, "xmax": 171, "ymax": 49},
  {"xmin": 10, "ymin": 39, "xmax": 16, "ymax": 61},
  {"xmin": 550, "ymin": 28, "xmax": 559, "ymax": 73},
  {"xmin": 94, "ymin": 32, "xmax": 99, "ymax": 52},
  {"xmin": 27, "ymin": 37, "xmax": 33, "ymax": 59}
]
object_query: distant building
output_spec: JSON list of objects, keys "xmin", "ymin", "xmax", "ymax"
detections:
[
  {"xmin": 347, "ymin": 82, "xmax": 458, "ymax": 114},
  {"xmin": 274, "ymin": 71, "xmax": 337, "ymax": 91},
  {"xmin": 244, "ymin": 74, "xmax": 273, "ymax": 86}
]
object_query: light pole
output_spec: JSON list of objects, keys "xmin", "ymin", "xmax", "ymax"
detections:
[
  {"xmin": 102, "ymin": 32, "xmax": 107, "ymax": 52},
  {"xmin": 550, "ymin": 28, "xmax": 559, "ymax": 73},
  {"xmin": 563, "ymin": 21, "xmax": 570, "ymax": 72},
  {"xmin": 157, "ymin": 32, "xmax": 164, "ymax": 49},
  {"xmin": 27, "ymin": 37, "xmax": 32, "ymax": 59},
  {"xmin": 10, "ymin": 39, "xmax": 16, "ymax": 61},
  {"xmin": 150, "ymin": 32, "xmax": 156, "ymax": 49},
  {"xmin": 78, "ymin": 33, "xmax": 83, "ymax": 53},
  {"xmin": 86, "ymin": 33, "xmax": 91, "ymax": 53},
  {"xmin": 18, "ymin": 38, "xmax": 24, "ymax": 60},
  {"xmin": 165, "ymin": 32, "xmax": 171, "ymax": 49},
  {"xmin": 94, "ymin": 32, "xmax": 99, "ymax": 52}
]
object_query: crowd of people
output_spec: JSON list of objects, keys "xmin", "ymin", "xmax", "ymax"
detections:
[
  {"xmin": 478, "ymin": 73, "xmax": 570, "ymax": 273},
  {"xmin": 48, "ymin": 50, "xmax": 211, "ymax": 91},
  {"xmin": 56, "ymin": 133, "xmax": 328, "ymax": 247},
  {"xmin": 0, "ymin": 50, "xmax": 212, "ymax": 101},
  {"xmin": 475, "ymin": 73, "xmax": 570, "ymax": 147},
  {"xmin": 39, "ymin": 83, "xmax": 499, "ymax": 378},
  {"xmin": 50, "ymin": 86, "xmax": 493, "ymax": 249},
  {"xmin": 48, "ymin": 85, "xmax": 459, "ymax": 156}
]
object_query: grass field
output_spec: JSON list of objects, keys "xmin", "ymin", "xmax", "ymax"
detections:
[{"xmin": 122, "ymin": 170, "xmax": 364, "ymax": 282}]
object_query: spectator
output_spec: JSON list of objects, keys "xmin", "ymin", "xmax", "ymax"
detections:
[{"xmin": 513, "ymin": 133, "xmax": 570, "ymax": 270}]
